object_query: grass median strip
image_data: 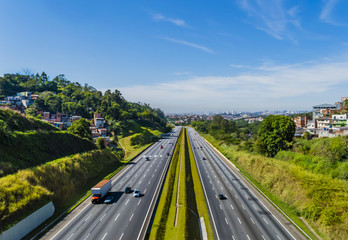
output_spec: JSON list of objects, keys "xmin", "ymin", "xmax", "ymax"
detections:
[{"xmin": 149, "ymin": 128, "xmax": 214, "ymax": 240}]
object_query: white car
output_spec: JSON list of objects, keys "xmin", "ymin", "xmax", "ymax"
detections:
[{"xmin": 134, "ymin": 189, "xmax": 140, "ymax": 197}]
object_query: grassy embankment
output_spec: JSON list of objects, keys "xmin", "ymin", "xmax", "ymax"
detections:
[
  {"xmin": 0, "ymin": 149, "xmax": 123, "ymax": 233},
  {"xmin": 0, "ymin": 109, "xmax": 96, "ymax": 177},
  {"xmin": 149, "ymin": 128, "xmax": 213, "ymax": 240},
  {"xmin": 202, "ymin": 133, "xmax": 348, "ymax": 240}
]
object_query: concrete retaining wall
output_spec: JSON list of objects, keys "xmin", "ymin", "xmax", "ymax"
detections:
[{"xmin": 0, "ymin": 201, "xmax": 55, "ymax": 240}]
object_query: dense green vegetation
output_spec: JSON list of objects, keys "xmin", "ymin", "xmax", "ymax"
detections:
[
  {"xmin": 276, "ymin": 136, "xmax": 348, "ymax": 180},
  {"xmin": 0, "ymin": 72, "xmax": 169, "ymax": 134},
  {"xmin": 0, "ymin": 109, "xmax": 96, "ymax": 177},
  {"xmin": 0, "ymin": 109, "xmax": 58, "ymax": 132},
  {"xmin": 0, "ymin": 149, "xmax": 123, "ymax": 232},
  {"xmin": 254, "ymin": 115, "xmax": 296, "ymax": 157}
]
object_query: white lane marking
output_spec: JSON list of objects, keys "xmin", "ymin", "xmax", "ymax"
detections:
[
  {"xmin": 119, "ymin": 232, "xmax": 124, "ymax": 240},
  {"xmin": 250, "ymin": 218, "xmax": 255, "ymax": 224},
  {"xmin": 263, "ymin": 218, "xmax": 269, "ymax": 224},
  {"xmin": 253, "ymin": 204, "xmax": 257, "ymax": 210},
  {"xmin": 148, "ymin": 180, "xmax": 151, "ymax": 185},
  {"xmin": 139, "ymin": 180, "xmax": 142, "ymax": 184},
  {"xmin": 102, "ymin": 233, "xmax": 107, "ymax": 240},
  {"xmin": 125, "ymin": 199, "xmax": 129, "ymax": 205},
  {"xmin": 220, "ymin": 186, "xmax": 223, "ymax": 190},
  {"xmin": 155, "ymin": 168, "xmax": 157, "ymax": 172},
  {"xmin": 225, "ymin": 218, "xmax": 229, "ymax": 225},
  {"xmin": 219, "ymin": 205, "xmax": 222, "ymax": 210},
  {"xmin": 217, "ymin": 180, "xmax": 220, "ymax": 183},
  {"xmin": 144, "ymin": 188, "xmax": 147, "ymax": 193},
  {"xmin": 83, "ymin": 233, "xmax": 90, "ymax": 240},
  {"xmin": 152, "ymin": 174, "xmax": 154, "ymax": 178},
  {"xmin": 130, "ymin": 213, "xmax": 134, "ymax": 221},
  {"xmin": 51, "ymin": 201, "xmax": 91, "ymax": 239},
  {"xmin": 160, "ymin": 155, "xmax": 162, "ymax": 157},
  {"xmin": 238, "ymin": 218, "xmax": 242, "ymax": 224},
  {"xmin": 235, "ymin": 194, "xmax": 238, "ymax": 199},
  {"xmin": 232, "ymin": 236, "xmax": 235, "ymax": 240},
  {"xmin": 245, "ymin": 194, "xmax": 248, "ymax": 198},
  {"xmin": 67, "ymin": 234, "xmax": 73, "ymax": 240},
  {"xmin": 242, "ymin": 205, "xmax": 245, "ymax": 210},
  {"xmin": 114, "ymin": 213, "xmax": 120, "ymax": 222},
  {"xmin": 262, "ymin": 235, "xmax": 266, "ymax": 240},
  {"xmin": 277, "ymin": 235, "xmax": 281, "ymax": 240},
  {"xmin": 230, "ymin": 187, "xmax": 232, "ymax": 190},
  {"xmin": 209, "ymin": 180, "xmax": 212, "ymax": 184},
  {"xmin": 214, "ymin": 175, "xmax": 216, "ymax": 178},
  {"xmin": 85, "ymin": 214, "xmax": 92, "ymax": 221},
  {"xmin": 100, "ymin": 213, "xmax": 106, "ymax": 221},
  {"xmin": 212, "ymin": 187, "xmax": 214, "ymax": 191},
  {"xmin": 246, "ymin": 234, "xmax": 250, "ymax": 240},
  {"xmin": 138, "ymin": 199, "xmax": 142, "ymax": 205},
  {"xmin": 230, "ymin": 204, "xmax": 234, "ymax": 210}
]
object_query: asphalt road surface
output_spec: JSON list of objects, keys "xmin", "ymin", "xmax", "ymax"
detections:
[
  {"xmin": 41, "ymin": 126, "xmax": 181, "ymax": 240},
  {"xmin": 187, "ymin": 127, "xmax": 302, "ymax": 240}
]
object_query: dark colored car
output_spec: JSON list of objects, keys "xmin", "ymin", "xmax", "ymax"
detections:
[
  {"xmin": 167, "ymin": 153, "xmax": 170, "ymax": 156},
  {"xmin": 146, "ymin": 157, "xmax": 150, "ymax": 161},
  {"xmin": 125, "ymin": 187, "xmax": 132, "ymax": 193},
  {"xmin": 218, "ymin": 194, "xmax": 227, "ymax": 200},
  {"xmin": 202, "ymin": 157, "xmax": 206, "ymax": 160}
]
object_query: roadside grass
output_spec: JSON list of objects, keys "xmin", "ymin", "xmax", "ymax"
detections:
[
  {"xmin": 119, "ymin": 134, "xmax": 151, "ymax": 161},
  {"xmin": 149, "ymin": 128, "xmax": 183, "ymax": 240},
  {"xmin": 186, "ymin": 130, "xmax": 214, "ymax": 240},
  {"xmin": 202, "ymin": 133, "xmax": 348, "ymax": 240}
]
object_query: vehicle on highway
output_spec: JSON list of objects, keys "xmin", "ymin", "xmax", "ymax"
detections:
[
  {"xmin": 167, "ymin": 153, "xmax": 170, "ymax": 156},
  {"xmin": 104, "ymin": 195, "xmax": 113, "ymax": 204},
  {"xmin": 202, "ymin": 157, "xmax": 206, "ymax": 160},
  {"xmin": 160, "ymin": 145, "xmax": 163, "ymax": 149},
  {"xmin": 125, "ymin": 186, "xmax": 132, "ymax": 193},
  {"xmin": 146, "ymin": 156, "xmax": 150, "ymax": 161},
  {"xmin": 134, "ymin": 189, "xmax": 140, "ymax": 197},
  {"xmin": 218, "ymin": 194, "xmax": 227, "ymax": 200},
  {"xmin": 91, "ymin": 179, "xmax": 112, "ymax": 204}
]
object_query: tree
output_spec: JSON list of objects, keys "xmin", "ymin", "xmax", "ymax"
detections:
[
  {"xmin": 255, "ymin": 115, "xmax": 296, "ymax": 157},
  {"xmin": 67, "ymin": 118, "xmax": 92, "ymax": 140},
  {"xmin": 96, "ymin": 137, "xmax": 106, "ymax": 149}
]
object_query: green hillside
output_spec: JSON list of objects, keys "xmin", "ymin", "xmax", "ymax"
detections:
[
  {"xmin": 0, "ymin": 109, "xmax": 96, "ymax": 177},
  {"xmin": 0, "ymin": 149, "xmax": 122, "ymax": 233}
]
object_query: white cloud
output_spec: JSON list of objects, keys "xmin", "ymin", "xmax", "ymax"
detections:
[
  {"xmin": 159, "ymin": 36, "xmax": 215, "ymax": 54},
  {"xmin": 320, "ymin": 0, "xmax": 342, "ymax": 25},
  {"xmin": 118, "ymin": 58, "xmax": 348, "ymax": 113},
  {"xmin": 152, "ymin": 13, "xmax": 187, "ymax": 27},
  {"xmin": 237, "ymin": 0, "xmax": 301, "ymax": 40}
]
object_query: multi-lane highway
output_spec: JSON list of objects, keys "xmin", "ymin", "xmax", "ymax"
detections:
[
  {"xmin": 187, "ymin": 127, "xmax": 305, "ymax": 240},
  {"xmin": 41, "ymin": 126, "xmax": 181, "ymax": 240}
]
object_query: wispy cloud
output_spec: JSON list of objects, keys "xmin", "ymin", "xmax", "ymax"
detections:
[
  {"xmin": 237, "ymin": 0, "xmax": 301, "ymax": 40},
  {"xmin": 119, "ymin": 57, "xmax": 348, "ymax": 112},
  {"xmin": 151, "ymin": 13, "xmax": 187, "ymax": 27},
  {"xmin": 160, "ymin": 37, "xmax": 215, "ymax": 54},
  {"xmin": 320, "ymin": 0, "xmax": 342, "ymax": 25}
]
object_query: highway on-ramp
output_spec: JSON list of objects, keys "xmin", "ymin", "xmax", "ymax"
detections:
[
  {"xmin": 41, "ymin": 126, "xmax": 181, "ymax": 240},
  {"xmin": 187, "ymin": 127, "xmax": 305, "ymax": 240}
]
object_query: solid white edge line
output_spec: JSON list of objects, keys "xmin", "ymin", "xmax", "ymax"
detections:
[
  {"xmin": 202, "ymin": 136, "xmax": 306, "ymax": 240},
  {"xmin": 188, "ymin": 129, "xmax": 220, "ymax": 240},
  {"xmin": 51, "ymin": 202, "xmax": 91, "ymax": 240},
  {"xmin": 135, "ymin": 128, "xmax": 180, "ymax": 240}
]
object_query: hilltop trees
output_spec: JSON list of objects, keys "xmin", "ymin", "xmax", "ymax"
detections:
[
  {"xmin": 0, "ymin": 72, "xmax": 170, "ymax": 135},
  {"xmin": 255, "ymin": 115, "xmax": 296, "ymax": 157}
]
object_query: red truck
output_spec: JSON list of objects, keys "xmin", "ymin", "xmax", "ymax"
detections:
[{"xmin": 91, "ymin": 179, "xmax": 111, "ymax": 204}]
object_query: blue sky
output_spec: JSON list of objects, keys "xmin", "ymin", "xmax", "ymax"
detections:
[{"xmin": 1, "ymin": 0, "xmax": 348, "ymax": 113}]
